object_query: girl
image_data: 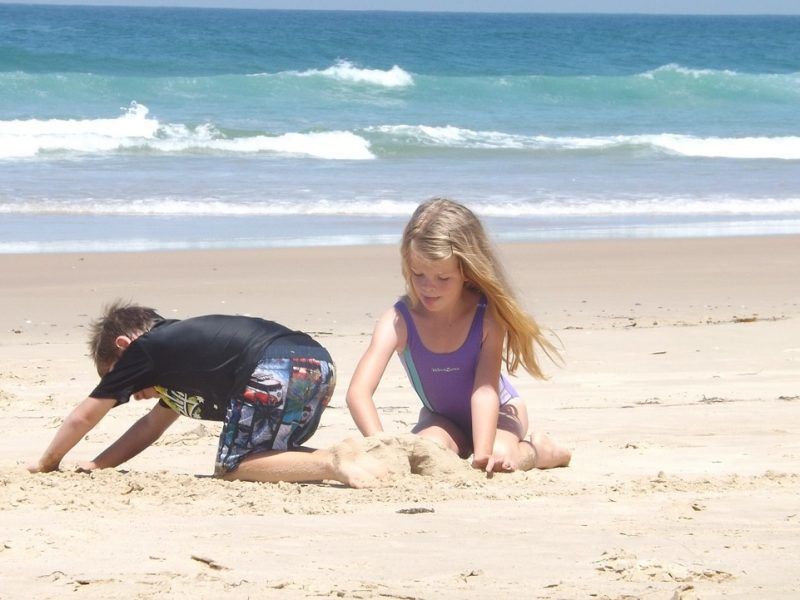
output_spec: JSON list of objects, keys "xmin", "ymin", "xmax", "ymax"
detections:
[{"xmin": 346, "ymin": 198, "xmax": 571, "ymax": 473}]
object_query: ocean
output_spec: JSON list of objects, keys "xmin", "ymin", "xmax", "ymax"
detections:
[{"xmin": 1, "ymin": 5, "xmax": 799, "ymax": 253}]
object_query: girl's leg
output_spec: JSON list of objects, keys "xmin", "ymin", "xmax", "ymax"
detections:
[
  {"xmin": 493, "ymin": 400, "xmax": 534, "ymax": 471},
  {"xmin": 495, "ymin": 399, "xmax": 571, "ymax": 471},
  {"xmin": 526, "ymin": 431, "xmax": 572, "ymax": 469},
  {"xmin": 412, "ymin": 407, "xmax": 471, "ymax": 457}
]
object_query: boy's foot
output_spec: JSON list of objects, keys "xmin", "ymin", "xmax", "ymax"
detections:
[
  {"xmin": 526, "ymin": 432, "xmax": 572, "ymax": 469},
  {"xmin": 330, "ymin": 438, "xmax": 390, "ymax": 488}
]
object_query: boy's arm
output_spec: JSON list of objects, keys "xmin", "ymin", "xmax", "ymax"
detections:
[
  {"xmin": 84, "ymin": 402, "xmax": 179, "ymax": 470},
  {"xmin": 29, "ymin": 396, "xmax": 116, "ymax": 473},
  {"xmin": 345, "ymin": 307, "xmax": 401, "ymax": 436}
]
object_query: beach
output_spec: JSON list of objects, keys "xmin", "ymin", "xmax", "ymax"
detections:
[
  {"xmin": 3, "ymin": 6, "xmax": 799, "ymax": 598},
  {"xmin": 1, "ymin": 235, "xmax": 798, "ymax": 598}
]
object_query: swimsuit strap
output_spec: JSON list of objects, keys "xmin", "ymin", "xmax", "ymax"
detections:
[
  {"xmin": 393, "ymin": 299, "xmax": 417, "ymax": 345},
  {"xmin": 468, "ymin": 295, "xmax": 488, "ymax": 346}
]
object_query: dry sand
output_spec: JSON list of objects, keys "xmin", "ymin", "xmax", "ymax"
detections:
[{"xmin": 1, "ymin": 236, "xmax": 798, "ymax": 599}]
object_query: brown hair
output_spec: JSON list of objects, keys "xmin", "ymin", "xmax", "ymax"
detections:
[
  {"xmin": 400, "ymin": 198, "xmax": 560, "ymax": 378},
  {"xmin": 88, "ymin": 300, "xmax": 161, "ymax": 376}
]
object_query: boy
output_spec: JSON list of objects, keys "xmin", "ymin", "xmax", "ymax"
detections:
[{"xmin": 28, "ymin": 301, "xmax": 386, "ymax": 488}]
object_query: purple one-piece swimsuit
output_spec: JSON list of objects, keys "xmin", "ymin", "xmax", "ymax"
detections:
[{"xmin": 394, "ymin": 296, "xmax": 518, "ymax": 436}]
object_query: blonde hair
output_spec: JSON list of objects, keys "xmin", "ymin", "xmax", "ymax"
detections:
[{"xmin": 400, "ymin": 198, "xmax": 560, "ymax": 378}]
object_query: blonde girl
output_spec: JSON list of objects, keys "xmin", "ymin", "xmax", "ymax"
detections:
[{"xmin": 346, "ymin": 198, "xmax": 570, "ymax": 472}]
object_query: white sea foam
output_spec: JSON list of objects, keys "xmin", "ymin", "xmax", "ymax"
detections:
[
  {"xmin": 3, "ymin": 196, "xmax": 800, "ymax": 218},
  {"xmin": 472, "ymin": 197, "xmax": 800, "ymax": 218},
  {"xmin": 147, "ymin": 129, "xmax": 374, "ymax": 160},
  {"xmin": 634, "ymin": 133, "xmax": 800, "ymax": 160},
  {"xmin": 370, "ymin": 124, "xmax": 534, "ymax": 148},
  {"xmin": 638, "ymin": 63, "xmax": 740, "ymax": 79},
  {"xmin": 0, "ymin": 102, "xmax": 157, "ymax": 158},
  {"xmin": 369, "ymin": 125, "xmax": 800, "ymax": 160},
  {"xmin": 0, "ymin": 103, "xmax": 374, "ymax": 160},
  {"xmin": 0, "ymin": 233, "xmax": 401, "ymax": 254},
  {"xmin": 295, "ymin": 60, "xmax": 414, "ymax": 87}
]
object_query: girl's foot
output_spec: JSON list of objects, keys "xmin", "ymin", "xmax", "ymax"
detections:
[{"xmin": 525, "ymin": 432, "xmax": 572, "ymax": 469}]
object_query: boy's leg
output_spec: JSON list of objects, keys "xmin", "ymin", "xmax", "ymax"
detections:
[
  {"xmin": 216, "ymin": 348, "xmax": 388, "ymax": 487},
  {"xmin": 220, "ymin": 442, "xmax": 387, "ymax": 488}
]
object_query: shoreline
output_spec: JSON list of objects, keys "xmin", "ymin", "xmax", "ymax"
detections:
[{"xmin": 4, "ymin": 225, "xmax": 800, "ymax": 256}]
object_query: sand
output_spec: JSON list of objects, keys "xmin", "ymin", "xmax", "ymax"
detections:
[{"xmin": 1, "ymin": 236, "xmax": 798, "ymax": 599}]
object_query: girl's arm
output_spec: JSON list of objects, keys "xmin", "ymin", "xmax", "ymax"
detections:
[
  {"xmin": 83, "ymin": 401, "xmax": 179, "ymax": 470},
  {"xmin": 346, "ymin": 307, "xmax": 402, "ymax": 436},
  {"xmin": 470, "ymin": 313, "xmax": 506, "ymax": 472},
  {"xmin": 28, "ymin": 396, "xmax": 116, "ymax": 473}
]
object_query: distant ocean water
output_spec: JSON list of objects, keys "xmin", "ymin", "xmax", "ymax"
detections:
[{"xmin": 1, "ymin": 6, "xmax": 799, "ymax": 253}]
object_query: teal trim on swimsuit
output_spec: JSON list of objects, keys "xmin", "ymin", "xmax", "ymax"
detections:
[{"xmin": 400, "ymin": 346, "xmax": 433, "ymax": 411}]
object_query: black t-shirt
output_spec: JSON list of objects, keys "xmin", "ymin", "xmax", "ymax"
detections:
[{"xmin": 90, "ymin": 315, "xmax": 319, "ymax": 421}]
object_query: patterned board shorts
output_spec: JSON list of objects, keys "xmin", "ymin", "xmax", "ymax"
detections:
[{"xmin": 215, "ymin": 345, "xmax": 336, "ymax": 474}]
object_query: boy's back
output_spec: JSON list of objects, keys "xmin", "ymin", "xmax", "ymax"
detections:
[{"xmin": 91, "ymin": 315, "xmax": 320, "ymax": 420}]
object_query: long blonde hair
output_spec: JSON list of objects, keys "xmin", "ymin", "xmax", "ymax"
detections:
[{"xmin": 400, "ymin": 198, "xmax": 560, "ymax": 378}]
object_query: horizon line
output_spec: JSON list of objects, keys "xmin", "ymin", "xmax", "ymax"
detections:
[{"xmin": 1, "ymin": 2, "xmax": 800, "ymax": 16}]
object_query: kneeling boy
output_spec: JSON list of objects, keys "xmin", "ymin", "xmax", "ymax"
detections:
[{"xmin": 29, "ymin": 301, "xmax": 385, "ymax": 488}]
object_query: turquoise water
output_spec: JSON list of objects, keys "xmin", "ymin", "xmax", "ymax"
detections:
[{"xmin": 1, "ymin": 6, "xmax": 799, "ymax": 252}]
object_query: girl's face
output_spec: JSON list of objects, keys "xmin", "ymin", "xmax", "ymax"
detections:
[{"xmin": 407, "ymin": 248, "xmax": 466, "ymax": 312}]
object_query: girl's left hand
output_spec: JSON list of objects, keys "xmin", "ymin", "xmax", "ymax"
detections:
[{"xmin": 472, "ymin": 453, "xmax": 516, "ymax": 474}]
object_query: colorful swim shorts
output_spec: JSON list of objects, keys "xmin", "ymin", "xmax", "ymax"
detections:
[{"xmin": 215, "ymin": 344, "xmax": 335, "ymax": 474}]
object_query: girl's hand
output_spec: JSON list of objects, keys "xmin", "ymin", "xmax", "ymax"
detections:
[
  {"xmin": 471, "ymin": 454, "xmax": 496, "ymax": 473},
  {"xmin": 472, "ymin": 452, "xmax": 517, "ymax": 474}
]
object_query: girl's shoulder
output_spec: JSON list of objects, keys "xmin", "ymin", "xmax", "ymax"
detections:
[
  {"xmin": 480, "ymin": 296, "xmax": 506, "ymax": 341},
  {"xmin": 370, "ymin": 300, "xmax": 409, "ymax": 352}
]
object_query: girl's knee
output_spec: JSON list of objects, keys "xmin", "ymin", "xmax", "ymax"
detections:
[
  {"xmin": 414, "ymin": 426, "xmax": 463, "ymax": 455},
  {"xmin": 412, "ymin": 410, "xmax": 470, "ymax": 455},
  {"xmin": 498, "ymin": 399, "xmax": 529, "ymax": 436},
  {"xmin": 491, "ymin": 437, "xmax": 518, "ymax": 460}
]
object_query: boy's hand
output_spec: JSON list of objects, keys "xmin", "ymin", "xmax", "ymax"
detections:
[
  {"xmin": 133, "ymin": 387, "xmax": 158, "ymax": 400},
  {"xmin": 27, "ymin": 460, "xmax": 58, "ymax": 474}
]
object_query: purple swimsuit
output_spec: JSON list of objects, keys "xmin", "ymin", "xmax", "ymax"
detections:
[{"xmin": 395, "ymin": 296, "xmax": 518, "ymax": 436}]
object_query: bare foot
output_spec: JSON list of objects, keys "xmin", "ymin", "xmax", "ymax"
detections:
[
  {"xmin": 515, "ymin": 440, "xmax": 537, "ymax": 471},
  {"xmin": 526, "ymin": 432, "xmax": 572, "ymax": 469},
  {"xmin": 330, "ymin": 438, "xmax": 390, "ymax": 488}
]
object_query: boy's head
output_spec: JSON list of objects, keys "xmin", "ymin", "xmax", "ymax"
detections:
[{"xmin": 88, "ymin": 300, "xmax": 161, "ymax": 376}]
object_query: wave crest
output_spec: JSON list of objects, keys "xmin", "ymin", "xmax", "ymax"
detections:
[
  {"xmin": 0, "ymin": 102, "xmax": 374, "ymax": 160},
  {"xmin": 367, "ymin": 125, "xmax": 800, "ymax": 159},
  {"xmin": 638, "ymin": 63, "xmax": 741, "ymax": 80},
  {"xmin": 295, "ymin": 60, "xmax": 414, "ymax": 87}
]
